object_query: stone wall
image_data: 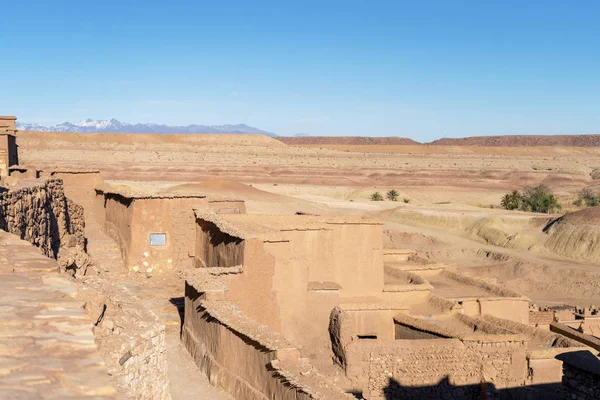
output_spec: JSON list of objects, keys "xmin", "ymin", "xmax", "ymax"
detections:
[
  {"xmin": 80, "ymin": 276, "xmax": 170, "ymax": 400},
  {"xmin": 0, "ymin": 179, "xmax": 85, "ymax": 258},
  {"xmin": 559, "ymin": 351, "xmax": 600, "ymax": 400},
  {"xmin": 529, "ymin": 310, "xmax": 555, "ymax": 326},
  {"xmin": 354, "ymin": 338, "xmax": 527, "ymax": 400}
]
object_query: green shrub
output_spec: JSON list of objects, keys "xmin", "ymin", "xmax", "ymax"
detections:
[
  {"xmin": 370, "ymin": 192, "xmax": 384, "ymax": 201},
  {"xmin": 576, "ymin": 188, "xmax": 600, "ymax": 207},
  {"xmin": 386, "ymin": 190, "xmax": 399, "ymax": 201},
  {"xmin": 520, "ymin": 184, "xmax": 561, "ymax": 214},
  {"xmin": 403, "ymin": 198, "xmax": 411, "ymax": 204},
  {"xmin": 501, "ymin": 185, "xmax": 561, "ymax": 213}
]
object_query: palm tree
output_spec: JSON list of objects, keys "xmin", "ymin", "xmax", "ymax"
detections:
[{"xmin": 386, "ymin": 189, "xmax": 399, "ymax": 201}]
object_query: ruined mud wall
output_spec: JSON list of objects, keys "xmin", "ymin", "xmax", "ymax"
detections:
[
  {"xmin": 219, "ymin": 239, "xmax": 284, "ymax": 335},
  {"xmin": 0, "ymin": 179, "xmax": 85, "ymax": 258},
  {"xmin": 183, "ymin": 274, "xmax": 352, "ymax": 400},
  {"xmin": 196, "ymin": 219, "xmax": 245, "ymax": 268},
  {"xmin": 80, "ymin": 276, "xmax": 170, "ymax": 400},
  {"xmin": 356, "ymin": 338, "xmax": 527, "ymax": 400},
  {"xmin": 331, "ymin": 223, "xmax": 383, "ymax": 298},
  {"xmin": 104, "ymin": 194, "xmax": 133, "ymax": 267},
  {"xmin": 105, "ymin": 196, "xmax": 208, "ymax": 272},
  {"xmin": 50, "ymin": 171, "xmax": 104, "ymax": 223}
]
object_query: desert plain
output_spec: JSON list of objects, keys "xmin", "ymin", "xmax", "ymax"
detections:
[{"xmin": 18, "ymin": 130, "xmax": 600, "ymax": 307}]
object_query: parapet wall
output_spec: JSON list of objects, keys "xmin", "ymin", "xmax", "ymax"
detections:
[
  {"xmin": 80, "ymin": 276, "xmax": 170, "ymax": 400},
  {"xmin": 0, "ymin": 179, "xmax": 85, "ymax": 258}
]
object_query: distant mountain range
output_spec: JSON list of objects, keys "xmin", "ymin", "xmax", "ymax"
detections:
[{"xmin": 17, "ymin": 119, "xmax": 276, "ymax": 136}]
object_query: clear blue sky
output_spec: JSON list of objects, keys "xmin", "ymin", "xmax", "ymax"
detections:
[{"xmin": 1, "ymin": 1, "xmax": 599, "ymax": 140}]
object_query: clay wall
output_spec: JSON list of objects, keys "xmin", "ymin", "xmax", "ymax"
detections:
[
  {"xmin": 104, "ymin": 194, "xmax": 133, "ymax": 268},
  {"xmin": 219, "ymin": 239, "xmax": 284, "ymax": 335},
  {"xmin": 470, "ymin": 315, "xmax": 589, "ymax": 386},
  {"xmin": 477, "ymin": 298, "xmax": 530, "ymax": 324},
  {"xmin": 0, "ymin": 179, "xmax": 85, "ymax": 258},
  {"xmin": 330, "ymin": 305, "xmax": 408, "ymax": 375},
  {"xmin": 195, "ymin": 219, "xmax": 245, "ymax": 268},
  {"xmin": 0, "ymin": 134, "xmax": 18, "ymax": 177},
  {"xmin": 352, "ymin": 338, "xmax": 527, "ymax": 399},
  {"xmin": 50, "ymin": 171, "xmax": 104, "ymax": 223},
  {"xmin": 104, "ymin": 195, "xmax": 208, "ymax": 272},
  {"xmin": 331, "ymin": 223, "xmax": 383, "ymax": 298},
  {"xmin": 80, "ymin": 276, "xmax": 170, "ymax": 400},
  {"xmin": 128, "ymin": 197, "xmax": 207, "ymax": 271},
  {"xmin": 529, "ymin": 310, "xmax": 555, "ymax": 327},
  {"xmin": 182, "ymin": 275, "xmax": 352, "ymax": 400},
  {"xmin": 194, "ymin": 216, "xmax": 385, "ymax": 350},
  {"xmin": 272, "ymin": 229, "xmax": 337, "ymax": 347},
  {"xmin": 0, "ymin": 116, "xmax": 17, "ymax": 178}
]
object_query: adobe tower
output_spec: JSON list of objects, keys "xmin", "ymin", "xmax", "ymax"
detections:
[{"xmin": 0, "ymin": 116, "xmax": 18, "ymax": 177}]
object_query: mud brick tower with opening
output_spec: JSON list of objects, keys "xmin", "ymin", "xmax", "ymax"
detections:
[{"xmin": 0, "ymin": 116, "xmax": 18, "ymax": 178}]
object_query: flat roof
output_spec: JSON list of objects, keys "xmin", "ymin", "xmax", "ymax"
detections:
[
  {"xmin": 394, "ymin": 313, "xmax": 527, "ymax": 341},
  {"xmin": 0, "ymin": 116, "xmax": 17, "ymax": 120},
  {"xmin": 99, "ymin": 184, "xmax": 207, "ymax": 200},
  {"xmin": 194, "ymin": 211, "xmax": 382, "ymax": 242},
  {"xmin": 194, "ymin": 209, "xmax": 283, "ymax": 241}
]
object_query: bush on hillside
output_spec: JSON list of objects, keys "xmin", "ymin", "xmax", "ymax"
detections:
[
  {"xmin": 520, "ymin": 184, "xmax": 561, "ymax": 214},
  {"xmin": 574, "ymin": 188, "xmax": 600, "ymax": 207},
  {"xmin": 501, "ymin": 185, "xmax": 561, "ymax": 214},
  {"xmin": 370, "ymin": 192, "xmax": 384, "ymax": 201}
]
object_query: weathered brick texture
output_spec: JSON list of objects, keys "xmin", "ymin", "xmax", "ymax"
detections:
[{"xmin": 0, "ymin": 179, "xmax": 85, "ymax": 257}]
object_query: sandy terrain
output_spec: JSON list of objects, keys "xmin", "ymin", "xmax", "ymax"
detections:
[{"xmin": 16, "ymin": 130, "xmax": 600, "ymax": 307}]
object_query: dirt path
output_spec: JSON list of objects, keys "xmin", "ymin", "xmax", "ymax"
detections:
[{"xmin": 84, "ymin": 222, "xmax": 231, "ymax": 400}]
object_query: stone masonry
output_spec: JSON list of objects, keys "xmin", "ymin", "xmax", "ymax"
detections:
[{"xmin": 0, "ymin": 178, "xmax": 85, "ymax": 258}]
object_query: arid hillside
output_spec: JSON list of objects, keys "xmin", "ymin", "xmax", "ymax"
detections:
[
  {"xmin": 278, "ymin": 134, "xmax": 600, "ymax": 147},
  {"xmin": 544, "ymin": 206, "xmax": 600, "ymax": 263},
  {"xmin": 430, "ymin": 134, "xmax": 600, "ymax": 147},
  {"xmin": 276, "ymin": 136, "xmax": 420, "ymax": 145}
]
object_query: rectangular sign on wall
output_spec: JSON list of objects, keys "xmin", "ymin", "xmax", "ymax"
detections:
[{"xmin": 149, "ymin": 233, "xmax": 167, "ymax": 246}]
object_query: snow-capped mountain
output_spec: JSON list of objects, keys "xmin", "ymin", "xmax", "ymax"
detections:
[{"xmin": 17, "ymin": 119, "xmax": 276, "ymax": 136}]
